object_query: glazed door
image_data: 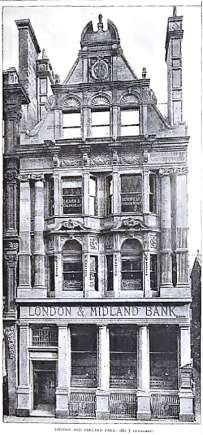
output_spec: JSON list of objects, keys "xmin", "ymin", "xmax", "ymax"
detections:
[{"xmin": 34, "ymin": 370, "xmax": 56, "ymax": 407}]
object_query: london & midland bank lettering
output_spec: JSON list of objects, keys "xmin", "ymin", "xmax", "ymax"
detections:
[{"xmin": 28, "ymin": 305, "xmax": 177, "ymax": 318}]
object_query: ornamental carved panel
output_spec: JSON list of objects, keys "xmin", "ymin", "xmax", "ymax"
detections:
[{"xmin": 4, "ymin": 326, "xmax": 16, "ymax": 359}]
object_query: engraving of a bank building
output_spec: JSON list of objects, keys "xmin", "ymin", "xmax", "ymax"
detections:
[{"xmin": 3, "ymin": 9, "xmax": 194, "ymax": 421}]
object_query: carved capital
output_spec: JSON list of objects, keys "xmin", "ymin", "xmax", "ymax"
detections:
[
  {"xmin": 174, "ymin": 167, "xmax": 188, "ymax": 175},
  {"xmin": 18, "ymin": 174, "xmax": 30, "ymax": 182},
  {"xmin": 4, "ymin": 326, "xmax": 16, "ymax": 359},
  {"xmin": 32, "ymin": 173, "xmax": 44, "ymax": 182},
  {"xmin": 159, "ymin": 168, "xmax": 174, "ymax": 176},
  {"xmin": 4, "ymin": 169, "xmax": 18, "ymax": 182},
  {"xmin": 4, "ymin": 253, "xmax": 18, "ymax": 265}
]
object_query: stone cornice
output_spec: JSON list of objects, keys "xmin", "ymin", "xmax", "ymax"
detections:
[{"xmin": 52, "ymin": 79, "xmax": 151, "ymax": 95}]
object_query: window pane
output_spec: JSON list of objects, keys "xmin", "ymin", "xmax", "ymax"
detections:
[
  {"xmin": 121, "ymin": 175, "xmax": 142, "ymax": 193},
  {"xmin": 89, "ymin": 177, "xmax": 96, "ymax": 195},
  {"xmin": 63, "ymin": 113, "xmax": 80, "ymax": 127},
  {"xmin": 121, "ymin": 109, "xmax": 139, "ymax": 125},
  {"xmin": 40, "ymin": 78, "xmax": 47, "ymax": 94},
  {"xmin": 63, "ymin": 127, "xmax": 81, "ymax": 139},
  {"xmin": 89, "ymin": 196, "xmax": 95, "ymax": 216},
  {"xmin": 121, "ymin": 125, "xmax": 139, "ymax": 136},
  {"xmin": 107, "ymin": 255, "xmax": 113, "ymax": 291},
  {"xmin": 63, "ymin": 178, "xmax": 81, "ymax": 188},
  {"xmin": 92, "ymin": 126, "xmax": 110, "ymax": 137},
  {"xmin": 92, "ymin": 111, "xmax": 109, "ymax": 125}
]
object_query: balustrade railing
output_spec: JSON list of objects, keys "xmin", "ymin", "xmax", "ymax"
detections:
[
  {"xmin": 151, "ymin": 392, "xmax": 179, "ymax": 419},
  {"xmin": 109, "ymin": 392, "xmax": 137, "ymax": 418},
  {"xmin": 69, "ymin": 391, "xmax": 96, "ymax": 417}
]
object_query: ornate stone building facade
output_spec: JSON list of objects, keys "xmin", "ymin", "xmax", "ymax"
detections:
[{"xmin": 3, "ymin": 9, "xmax": 194, "ymax": 421}]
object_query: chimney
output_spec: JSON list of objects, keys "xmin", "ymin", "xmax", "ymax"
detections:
[
  {"xmin": 165, "ymin": 7, "xmax": 184, "ymax": 125},
  {"xmin": 16, "ymin": 19, "xmax": 41, "ymax": 129}
]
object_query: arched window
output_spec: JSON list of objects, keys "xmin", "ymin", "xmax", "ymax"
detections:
[
  {"xmin": 121, "ymin": 239, "xmax": 143, "ymax": 291},
  {"xmin": 62, "ymin": 240, "xmax": 82, "ymax": 291}
]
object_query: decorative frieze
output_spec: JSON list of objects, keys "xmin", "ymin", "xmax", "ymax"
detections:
[
  {"xmin": 149, "ymin": 151, "xmax": 186, "ymax": 164},
  {"xmin": 4, "ymin": 326, "xmax": 16, "ymax": 359},
  {"xmin": 90, "ymin": 154, "xmax": 111, "ymax": 166}
]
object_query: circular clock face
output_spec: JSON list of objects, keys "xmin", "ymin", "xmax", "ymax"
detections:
[{"xmin": 91, "ymin": 59, "xmax": 109, "ymax": 80}]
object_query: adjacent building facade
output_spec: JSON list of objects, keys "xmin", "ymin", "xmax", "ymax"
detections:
[{"xmin": 3, "ymin": 9, "xmax": 195, "ymax": 421}]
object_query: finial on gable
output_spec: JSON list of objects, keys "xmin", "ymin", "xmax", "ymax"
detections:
[
  {"xmin": 173, "ymin": 6, "xmax": 177, "ymax": 17},
  {"xmin": 98, "ymin": 14, "xmax": 103, "ymax": 31}
]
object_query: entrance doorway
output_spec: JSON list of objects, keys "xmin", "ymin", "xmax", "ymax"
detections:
[{"xmin": 33, "ymin": 361, "xmax": 56, "ymax": 414}]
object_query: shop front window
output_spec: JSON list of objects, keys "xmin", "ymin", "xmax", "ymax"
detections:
[
  {"xmin": 71, "ymin": 325, "xmax": 97, "ymax": 387},
  {"xmin": 110, "ymin": 326, "xmax": 137, "ymax": 388},
  {"xmin": 63, "ymin": 240, "xmax": 82, "ymax": 291},
  {"xmin": 150, "ymin": 325, "xmax": 178, "ymax": 390},
  {"xmin": 121, "ymin": 174, "xmax": 142, "ymax": 213},
  {"xmin": 121, "ymin": 239, "xmax": 143, "ymax": 290},
  {"xmin": 62, "ymin": 177, "xmax": 82, "ymax": 215}
]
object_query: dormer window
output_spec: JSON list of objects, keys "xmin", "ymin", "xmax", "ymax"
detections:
[
  {"xmin": 91, "ymin": 109, "xmax": 110, "ymax": 137},
  {"xmin": 63, "ymin": 112, "xmax": 81, "ymax": 139},
  {"xmin": 121, "ymin": 108, "xmax": 139, "ymax": 136}
]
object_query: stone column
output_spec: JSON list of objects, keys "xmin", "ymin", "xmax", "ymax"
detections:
[
  {"xmin": 137, "ymin": 326, "xmax": 151, "ymax": 420},
  {"xmin": 112, "ymin": 105, "xmax": 118, "ymax": 140},
  {"xmin": 4, "ymin": 253, "xmax": 18, "ymax": 313},
  {"xmin": 112, "ymin": 170, "xmax": 120, "ymax": 214},
  {"xmin": 18, "ymin": 175, "xmax": 31, "ymax": 294},
  {"xmin": 54, "ymin": 251, "xmax": 63, "ymax": 296},
  {"xmin": 33, "ymin": 175, "xmax": 46, "ymax": 295},
  {"xmin": 16, "ymin": 323, "xmax": 31, "ymax": 416},
  {"xmin": 175, "ymin": 169, "xmax": 189, "ymax": 287},
  {"xmin": 96, "ymin": 325, "xmax": 110, "ymax": 419},
  {"xmin": 56, "ymin": 325, "xmax": 71, "ymax": 418},
  {"xmin": 143, "ymin": 170, "xmax": 149, "ymax": 214},
  {"xmin": 4, "ymin": 325, "xmax": 17, "ymax": 415},
  {"xmin": 159, "ymin": 169, "xmax": 173, "ymax": 293},
  {"xmin": 83, "ymin": 171, "xmax": 89, "ymax": 216},
  {"xmin": 144, "ymin": 250, "xmax": 151, "ymax": 297},
  {"xmin": 179, "ymin": 325, "xmax": 194, "ymax": 422},
  {"xmin": 53, "ymin": 173, "xmax": 60, "ymax": 215}
]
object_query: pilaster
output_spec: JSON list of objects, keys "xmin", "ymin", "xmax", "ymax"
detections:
[
  {"xmin": 175, "ymin": 168, "xmax": 189, "ymax": 288},
  {"xmin": 137, "ymin": 326, "xmax": 151, "ymax": 420},
  {"xmin": 33, "ymin": 174, "xmax": 46, "ymax": 296},
  {"xmin": 16, "ymin": 323, "xmax": 31, "ymax": 416},
  {"xmin": 18, "ymin": 175, "xmax": 31, "ymax": 294},
  {"xmin": 159, "ymin": 169, "xmax": 173, "ymax": 294},
  {"xmin": 179, "ymin": 325, "xmax": 194, "ymax": 422},
  {"xmin": 56, "ymin": 325, "xmax": 71, "ymax": 418},
  {"xmin": 96, "ymin": 325, "xmax": 110, "ymax": 419}
]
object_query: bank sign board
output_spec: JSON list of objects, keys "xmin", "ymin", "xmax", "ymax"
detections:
[{"xmin": 20, "ymin": 304, "xmax": 190, "ymax": 322}]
